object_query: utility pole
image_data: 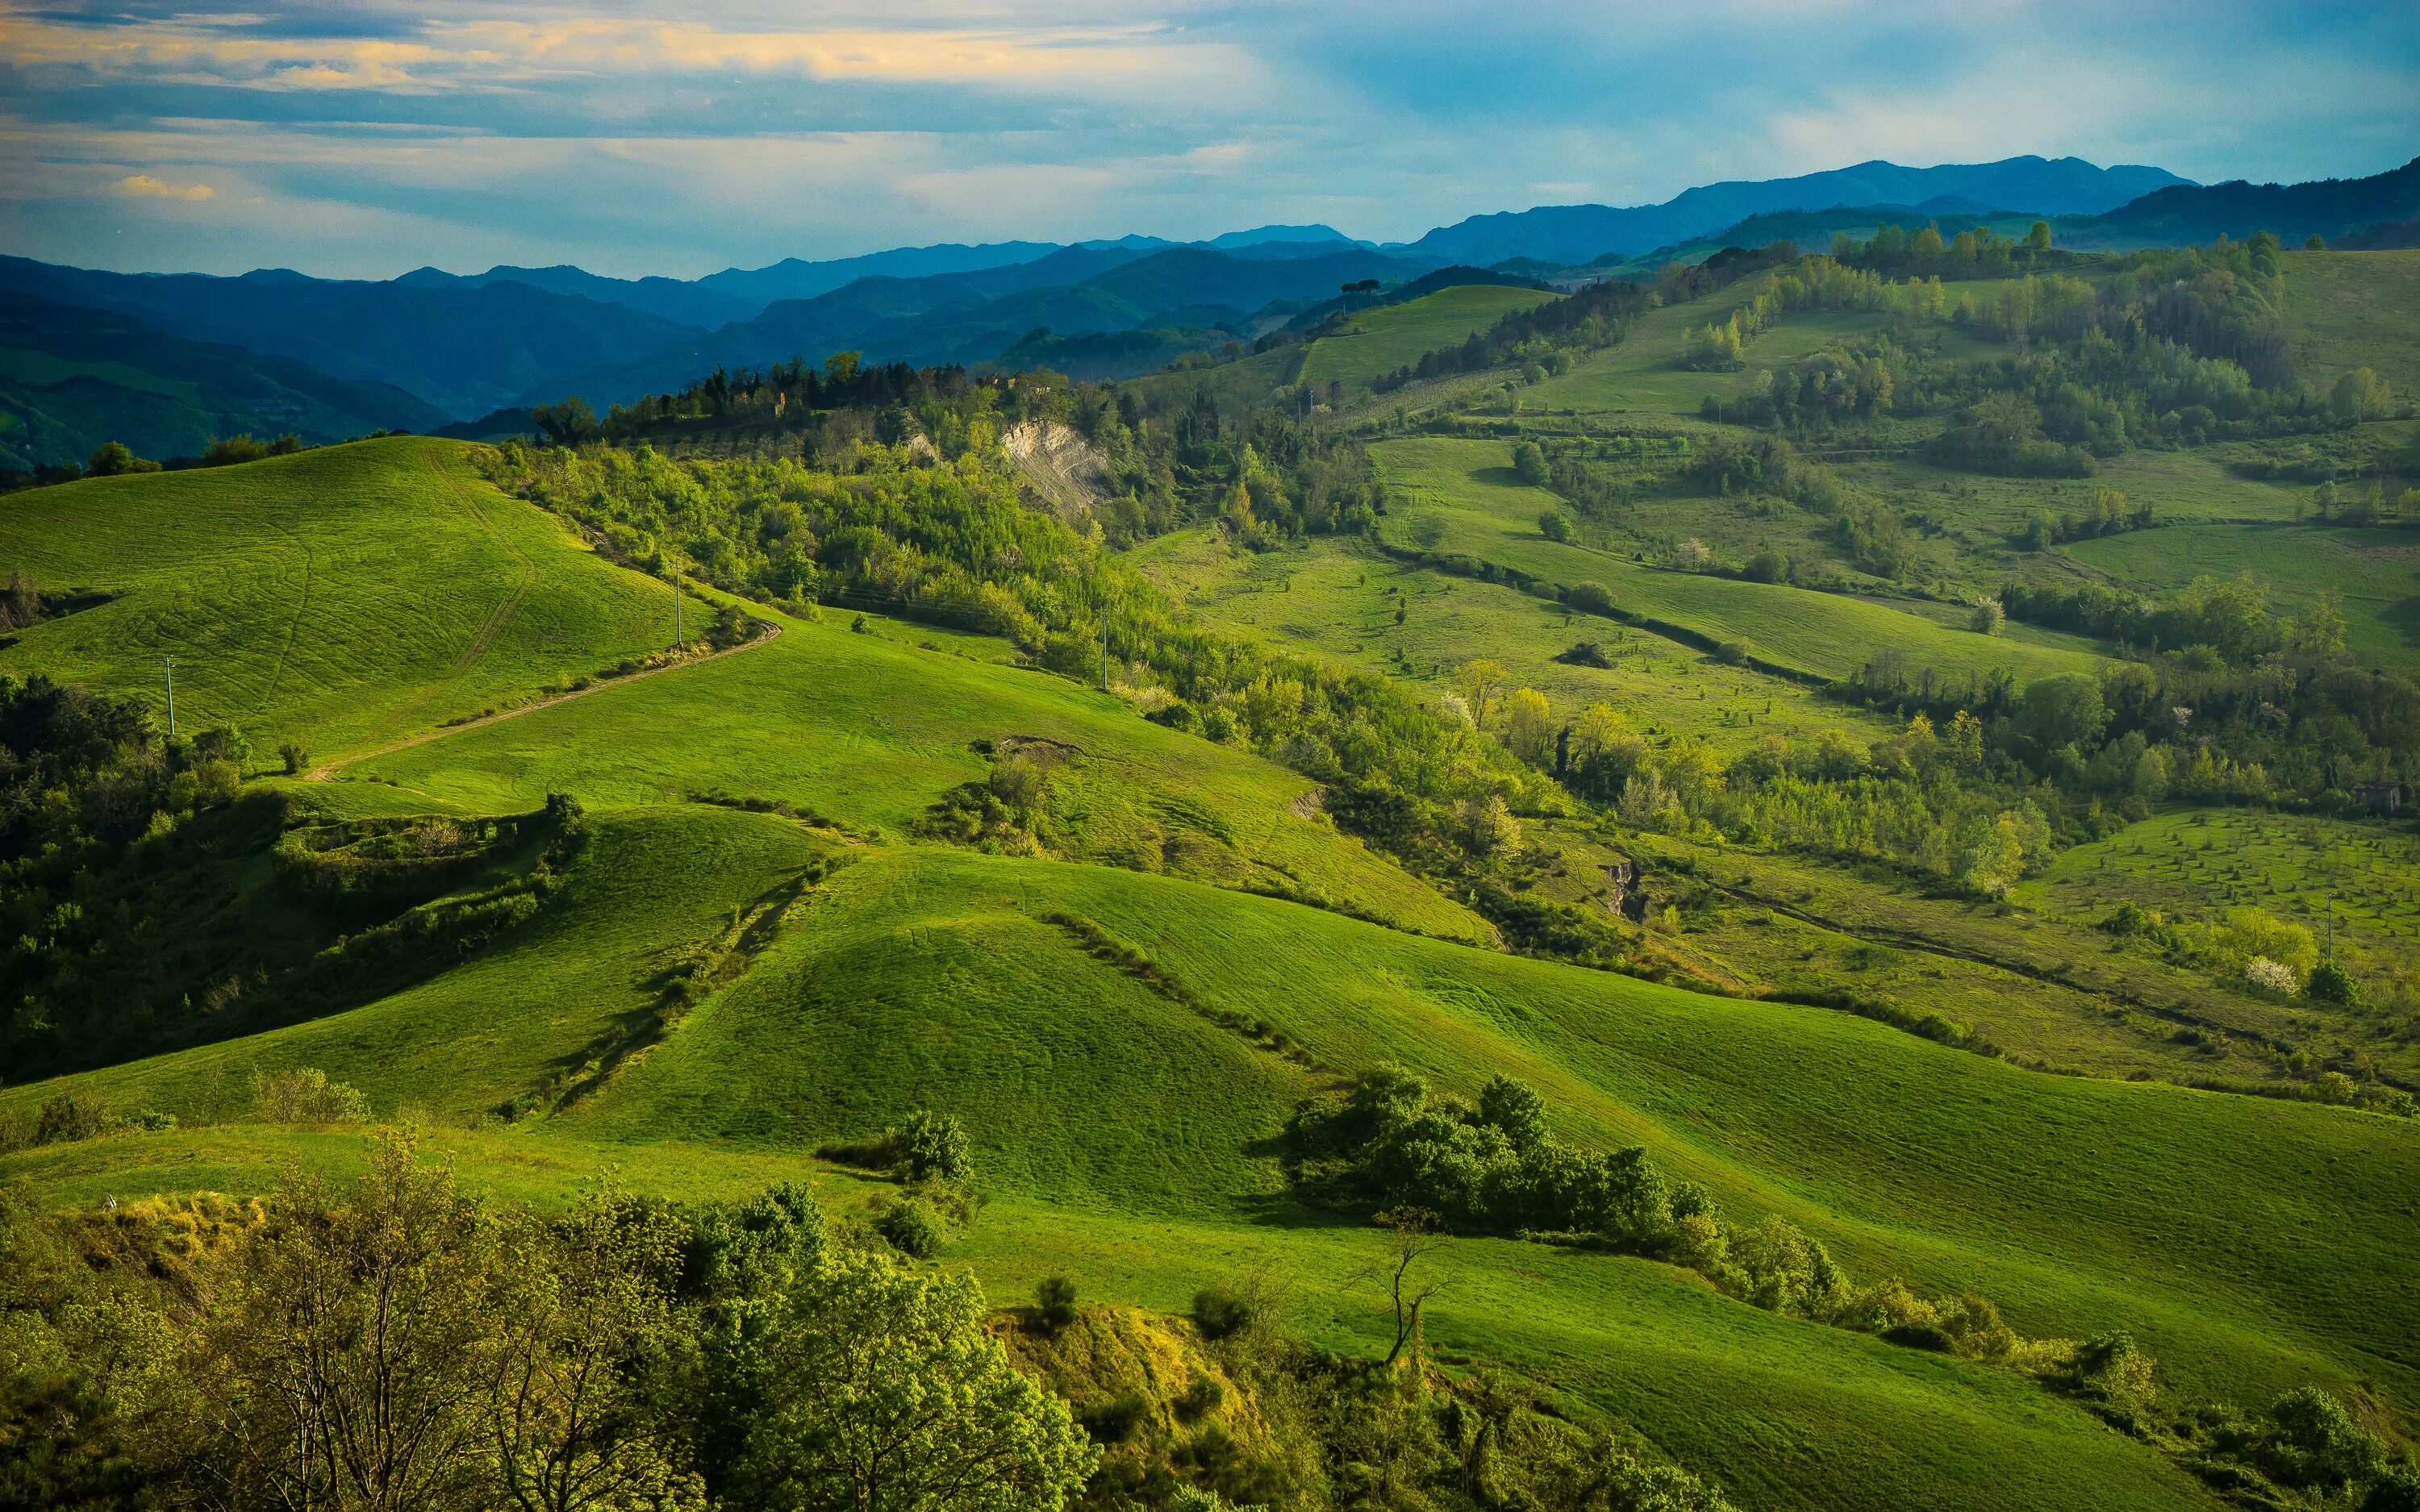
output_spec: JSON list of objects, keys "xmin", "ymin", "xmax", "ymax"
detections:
[{"xmin": 162, "ymin": 657, "xmax": 175, "ymax": 738}]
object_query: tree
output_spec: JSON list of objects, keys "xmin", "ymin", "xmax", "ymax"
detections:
[
  {"xmin": 1372, "ymin": 1208, "xmax": 1452, "ymax": 1368},
  {"xmin": 84, "ymin": 441, "xmax": 158, "ymax": 477},
  {"xmin": 2026, "ymin": 220, "xmax": 2051, "ymax": 252},
  {"xmin": 1536, "ymin": 508, "xmax": 1571, "ymax": 542},
  {"xmin": 1512, "ymin": 442, "xmax": 1549, "ymax": 487},
  {"xmin": 532, "ymin": 397, "xmax": 601, "ymax": 447},
  {"xmin": 1969, "ymin": 598, "xmax": 2005, "ymax": 635},
  {"xmin": 2330, "ymin": 367, "xmax": 2394, "ymax": 422},
  {"xmin": 486, "ymin": 1193, "xmax": 699, "ymax": 1512},
  {"xmin": 1458, "ymin": 659, "xmax": 1507, "ymax": 729},
  {"xmin": 2299, "ymin": 587, "xmax": 2348, "ymax": 660},
  {"xmin": 1503, "ymin": 688, "xmax": 1553, "ymax": 764},
  {"xmin": 2016, "ymin": 674, "xmax": 2107, "ymax": 751},
  {"xmin": 185, "ymin": 1131, "xmax": 502, "ymax": 1510},
  {"xmin": 729, "ymin": 1249, "xmax": 1097, "ymax": 1512}
]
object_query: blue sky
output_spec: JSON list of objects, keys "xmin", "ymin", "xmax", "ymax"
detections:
[{"xmin": 3, "ymin": 1, "xmax": 2414, "ymax": 279}]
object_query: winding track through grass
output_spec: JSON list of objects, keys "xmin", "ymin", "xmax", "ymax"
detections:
[{"xmin": 308, "ymin": 604, "xmax": 780, "ymax": 781}]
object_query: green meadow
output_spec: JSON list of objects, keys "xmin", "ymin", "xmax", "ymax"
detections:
[
  {"xmin": 0, "ymin": 438, "xmax": 675, "ymax": 758},
  {"xmin": 1300, "ymin": 285, "xmax": 1562, "ymax": 394},
  {"xmin": 1367, "ymin": 435, "xmax": 2105, "ymax": 685},
  {"xmin": 10, "ymin": 243, "xmax": 2420, "ymax": 1512}
]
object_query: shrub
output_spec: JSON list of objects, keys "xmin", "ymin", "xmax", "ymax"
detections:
[
  {"xmin": 2245, "ymin": 956, "xmax": 2300, "ymax": 995},
  {"xmin": 1035, "ymin": 1273, "xmax": 1079, "ymax": 1333},
  {"xmin": 1537, "ymin": 508, "xmax": 1571, "ymax": 542},
  {"xmin": 1563, "ymin": 580, "xmax": 1617, "ymax": 616},
  {"xmin": 1513, "ymin": 442, "xmax": 1549, "ymax": 487},
  {"xmin": 1744, "ymin": 546, "xmax": 1788, "ymax": 583},
  {"xmin": 2308, "ymin": 961, "xmax": 2362, "ymax": 1006},
  {"xmin": 874, "ymin": 1197, "xmax": 945, "ymax": 1259},
  {"xmin": 898, "ymin": 1109, "xmax": 972, "ymax": 1182},
  {"xmin": 34, "ymin": 1089, "xmax": 111, "ymax": 1146},
  {"xmin": 1174, "ymin": 1374, "xmax": 1225, "ymax": 1422},
  {"xmin": 1713, "ymin": 639, "xmax": 1750, "ymax": 666},
  {"xmin": 278, "ymin": 739, "xmax": 310, "ymax": 776},
  {"xmin": 1970, "ymin": 598, "xmax": 2006, "ymax": 635},
  {"xmin": 1077, "ymin": 1389, "xmax": 1149, "ymax": 1444},
  {"xmin": 1192, "ymin": 1284, "xmax": 1257, "ymax": 1340},
  {"xmin": 249, "ymin": 1066, "xmax": 369, "ymax": 1126}
]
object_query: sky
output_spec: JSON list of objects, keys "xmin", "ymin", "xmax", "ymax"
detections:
[{"xmin": 2, "ymin": 1, "xmax": 2414, "ymax": 281}]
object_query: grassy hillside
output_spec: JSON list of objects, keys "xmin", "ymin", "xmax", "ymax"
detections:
[
  {"xmin": 1300, "ymin": 286, "xmax": 1561, "ymax": 394},
  {"xmin": 2281, "ymin": 248, "xmax": 2420, "ymax": 395},
  {"xmin": 1133, "ymin": 528, "xmax": 1900, "ymax": 752},
  {"xmin": 9, "ymin": 833, "xmax": 2417, "ymax": 1510},
  {"xmin": 2067, "ymin": 522, "xmax": 2420, "ymax": 669},
  {"xmin": 0, "ymin": 437, "xmax": 674, "ymax": 758},
  {"xmin": 1368, "ymin": 436, "xmax": 2105, "ymax": 685}
]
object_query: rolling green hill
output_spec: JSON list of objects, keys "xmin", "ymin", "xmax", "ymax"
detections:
[
  {"xmin": 1367, "ymin": 435, "xmax": 2104, "ymax": 685},
  {"xmin": 1300, "ymin": 286, "xmax": 1562, "ymax": 394},
  {"xmin": 2280, "ymin": 248, "xmax": 2420, "ymax": 395},
  {"xmin": 7, "ymin": 240, "xmax": 2420, "ymax": 1512},
  {"xmin": 0, "ymin": 436, "xmax": 675, "ymax": 757}
]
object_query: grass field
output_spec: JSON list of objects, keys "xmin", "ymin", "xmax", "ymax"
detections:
[
  {"xmin": 1300, "ymin": 285, "xmax": 1560, "ymax": 394},
  {"xmin": 0, "ymin": 437, "xmax": 676, "ymax": 758},
  {"xmin": 7, "ymin": 411, "xmax": 2420, "ymax": 1512},
  {"xmin": 1133, "ymin": 528, "xmax": 1901, "ymax": 752},
  {"xmin": 10, "ymin": 832, "xmax": 2418, "ymax": 1510},
  {"xmin": 2067, "ymin": 522, "xmax": 2420, "ymax": 668},
  {"xmin": 1369, "ymin": 435, "xmax": 2108, "ymax": 685},
  {"xmin": 2021, "ymin": 807, "xmax": 2420, "ymax": 1018},
  {"xmin": 2282, "ymin": 250, "xmax": 2420, "ymax": 397}
]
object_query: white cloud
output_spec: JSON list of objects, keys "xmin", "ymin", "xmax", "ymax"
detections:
[{"xmin": 117, "ymin": 173, "xmax": 218, "ymax": 199}]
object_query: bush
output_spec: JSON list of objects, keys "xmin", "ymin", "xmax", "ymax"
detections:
[
  {"xmin": 898, "ymin": 1108, "xmax": 972, "ymax": 1182},
  {"xmin": 1563, "ymin": 580, "xmax": 1617, "ymax": 617},
  {"xmin": 278, "ymin": 739, "xmax": 310, "ymax": 776},
  {"xmin": 1970, "ymin": 598, "xmax": 2006, "ymax": 636},
  {"xmin": 1192, "ymin": 1284, "xmax": 1257, "ymax": 1340},
  {"xmin": 1537, "ymin": 508, "xmax": 1571, "ymax": 542},
  {"xmin": 34, "ymin": 1089, "xmax": 111, "ymax": 1146},
  {"xmin": 1744, "ymin": 546, "xmax": 1788, "ymax": 584},
  {"xmin": 249, "ymin": 1066, "xmax": 369, "ymax": 1126},
  {"xmin": 1076, "ymin": 1389, "xmax": 1150, "ymax": 1444},
  {"xmin": 1713, "ymin": 639, "xmax": 1750, "ymax": 666},
  {"xmin": 1174, "ymin": 1374, "xmax": 1225, "ymax": 1422},
  {"xmin": 1035, "ymin": 1273, "xmax": 1079, "ymax": 1333},
  {"xmin": 874, "ymin": 1197, "xmax": 945, "ymax": 1259},
  {"xmin": 1512, "ymin": 442, "xmax": 1549, "ymax": 487},
  {"xmin": 2308, "ymin": 961, "xmax": 2363, "ymax": 1006}
]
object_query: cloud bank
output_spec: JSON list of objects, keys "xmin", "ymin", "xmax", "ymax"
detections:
[{"xmin": 2, "ymin": 0, "xmax": 2412, "ymax": 277}]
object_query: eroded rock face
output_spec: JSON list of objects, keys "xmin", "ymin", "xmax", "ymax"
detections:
[{"xmin": 1002, "ymin": 419, "xmax": 1114, "ymax": 521}]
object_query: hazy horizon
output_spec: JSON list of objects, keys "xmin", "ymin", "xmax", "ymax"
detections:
[{"xmin": 5, "ymin": 2, "xmax": 2415, "ymax": 282}]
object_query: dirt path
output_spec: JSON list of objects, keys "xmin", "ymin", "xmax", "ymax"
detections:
[{"xmin": 306, "ymin": 616, "xmax": 781, "ymax": 781}]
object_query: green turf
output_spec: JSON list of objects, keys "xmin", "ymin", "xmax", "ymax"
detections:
[
  {"xmin": 1132, "ymin": 527, "xmax": 1900, "ymax": 752},
  {"xmin": 8, "ymin": 425, "xmax": 2420, "ymax": 1512},
  {"xmin": 0, "ymin": 436, "xmax": 677, "ymax": 759},
  {"xmin": 2067, "ymin": 522, "xmax": 2420, "ymax": 669},
  {"xmin": 2020, "ymin": 806, "xmax": 2420, "ymax": 1052},
  {"xmin": 1368, "ymin": 435, "xmax": 2107, "ymax": 685},
  {"xmin": 1300, "ymin": 286, "xmax": 1561, "ymax": 394},
  {"xmin": 11, "ymin": 838, "xmax": 2416, "ymax": 1510},
  {"xmin": 2282, "ymin": 250, "xmax": 2420, "ymax": 396}
]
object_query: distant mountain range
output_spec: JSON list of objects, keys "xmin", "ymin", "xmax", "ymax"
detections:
[
  {"xmin": 1395, "ymin": 156, "xmax": 2190, "ymax": 265},
  {"xmin": 2054, "ymin": 156, "xmax": 2420, "ymax": 248},
  {"xmin": 9, "ymin": 152, "xmax": 2420, "ymax": 463},
  {"xmin": 0, "ymin": 294, "xmax": 443, "ymax": 472}
]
